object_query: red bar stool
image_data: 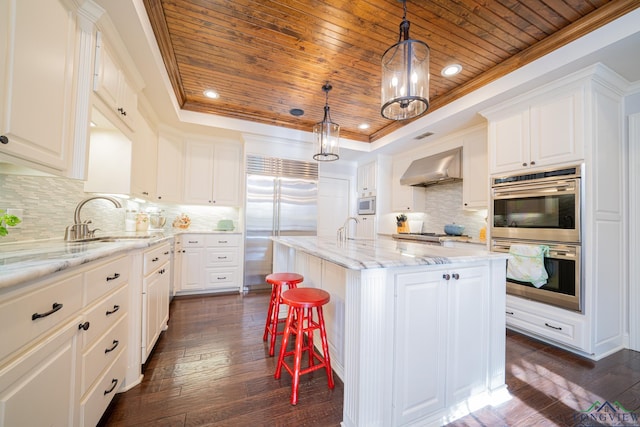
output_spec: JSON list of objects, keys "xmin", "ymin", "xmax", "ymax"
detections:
[
  {"xmin": 274, "ymin": 287, "xmax": 334, "ymax": 405},
  {"xmin": 263, "ymin": 272, "xmax": 304, "ymax": 357}
]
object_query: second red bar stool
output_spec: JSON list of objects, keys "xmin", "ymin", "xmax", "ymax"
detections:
[
  {"xmin": 263, "ymin": 272, "xmax": 304, "ymax": 357},
  {"xmin": 275, "ymin": 287, "xmax": 334, "ymax": 405}
]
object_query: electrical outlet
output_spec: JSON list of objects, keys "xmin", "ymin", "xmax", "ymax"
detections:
[{"xmin": 6, "ymin": 208, "xmax": 23, "ymax": 229}]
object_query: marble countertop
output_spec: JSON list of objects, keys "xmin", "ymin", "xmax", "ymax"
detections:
[
  {"xmin": 272, "ymin": 236, "xmax": 508, "ymax": 271},
  {"xmin": 0, "ymin": 229, "xmax": 241, "ymax": 289}
]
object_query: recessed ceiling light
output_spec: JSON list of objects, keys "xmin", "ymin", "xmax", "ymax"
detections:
[
  {"xmin": 441, "ymin": 64, "xmax": 462, "ymax": 77},
  {"xmin": 203, "ymin": 89, "xmax": 219, "ymax": 99},
  {"xmin": 290, "ymin": 108, "xmax": 304, "ymax": 116},
  {"xmin": 358, "ymin": 123, "xmax": 370, "ymax": 130}
]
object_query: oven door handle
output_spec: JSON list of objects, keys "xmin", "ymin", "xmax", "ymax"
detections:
[{"xmin": 493, "ymin": 182, "xmax": 575, "ymax": 199}]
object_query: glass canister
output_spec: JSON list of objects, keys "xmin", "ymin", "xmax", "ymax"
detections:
[
  {"xmin": 136, "ymin": 212, "xmax": 149, "ymax": 231},
  {"xmin": 125, "ymin": 210, "xmax": 137, "ymax": 232}
]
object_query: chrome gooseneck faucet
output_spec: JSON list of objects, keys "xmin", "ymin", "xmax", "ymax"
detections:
[
  {"xmin": 64, "ymin": 196, "xmax": 122, "ymax": 241},
  {"xmin": 337, "ymin": 216, "xmax": 359, "ymax": 242}
]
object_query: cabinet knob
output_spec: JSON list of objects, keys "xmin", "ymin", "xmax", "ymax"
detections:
[
  {"xmin": 442, "ymin": 273, "xmax": 451, "ymax": 280},
  {"xmin": 452, "ymin": 273, "xmax": 460, "ymax": 280},
  {"xmin": 530, "ymin": 160, "xmax": 536, "ymax": 165},
  {"xmin": 522, "ymin": 162, "xmax": 527, "ymax": 167},
  {"xmin": 78, "ymin": 321, "xmax": 90, "ymax": 331},
  {"xmin": 0, "ymin": 135, "xmax": 8, "ymax": 144}
]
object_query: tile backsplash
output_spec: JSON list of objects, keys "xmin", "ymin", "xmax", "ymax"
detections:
[{"xmin": 0, "ymin": 174, "xmax": 240, "ymax": 243}]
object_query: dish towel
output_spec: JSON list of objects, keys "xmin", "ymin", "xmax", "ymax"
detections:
[{"xmin": 507, "ymin": 244, "xmax": 550, "ymax": 288}]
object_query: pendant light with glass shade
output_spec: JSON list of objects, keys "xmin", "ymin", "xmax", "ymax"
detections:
[
  {"xmin": 381, "ymin": 0, "xmax": 430, "ymax": 120},
  {"xmin": 313, "ymin": 82, "xmax": 340, "ymax": 161}
]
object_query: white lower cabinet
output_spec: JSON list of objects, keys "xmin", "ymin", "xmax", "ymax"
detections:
[
  {"xmin": 505, "ymin": 294, "xmax": 586, "ymax": 351},
  {"xmin": 394, "ymin": 265, "xmax": 489, "ymax": 426},
  {"xmin": 177, "ymin": 233, "xmax": 243, "ymax": 294},
  {"xmin": 141, "ymin": 243, "xmax": 171, "ymax": 362},
  {"xmin": 0, "ymin": 253, "xmax": 131, "ymax": 427},
  {"xmin": 0, "ymin": 318, "xmax": 79, "ymax": 427}
]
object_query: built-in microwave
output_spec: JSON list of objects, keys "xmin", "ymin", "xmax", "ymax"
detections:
[{"xmin": 358, "ymin": 196, "xmax": 376, "ymax": 215}]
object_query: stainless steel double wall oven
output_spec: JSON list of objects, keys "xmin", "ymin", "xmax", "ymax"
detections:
[{"xmin": 490, "ymin": 164, "xmax": 583, "ymax": 312}]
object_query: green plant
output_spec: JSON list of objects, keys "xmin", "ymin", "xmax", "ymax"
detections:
[{"xmin": 0, "ymin": 210, "xmax": 21, "ymax": 236}]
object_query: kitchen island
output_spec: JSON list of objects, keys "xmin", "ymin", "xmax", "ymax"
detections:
[{"xmin": 272, "ymin": 236, "xmax": 509, "ymax": 427}]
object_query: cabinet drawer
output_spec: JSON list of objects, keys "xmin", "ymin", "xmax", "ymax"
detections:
[
  {"xmin": 85, "ymin": 256, "xmax": 129, "ymax": 303},
  {"xmin": 80, "ymin": 314, "xmax": 127, "ymax": 396},
  {"xmin": 205, "ymin": 267, "xmax": 239, "ymax": 287},
  {"xmin": 206, "ymin": 234, "xmax": 240, "ymax": 247},
  {"xmin": 181, "ymin": 235, "xmax": 204, "ymax": 248},
  {"xmin": 506, "ymin": 300, "xmax": 586, "ymax": 350},
  {"xmin": 204, "ymin": 248, "xmax": 238, "ymax": 267},
  {"xmin": 143, "ymin": 243, "xmax": 171, "ymax": 276},
  {"xmin": 80, "ymin": 284, "xmax": 128, "ymax": 348},
  {"xmin": 80, "ymin": 347, "xmax": 127, "ymax": 427},
  {"xmin": 0, "ymin": 273, "xmax": 83, "ymax": 361}
]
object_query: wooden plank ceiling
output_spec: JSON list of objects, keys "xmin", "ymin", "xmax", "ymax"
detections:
[{"xmin": 143, "ymin": 0, "xmax": 638, "ymax": 143}]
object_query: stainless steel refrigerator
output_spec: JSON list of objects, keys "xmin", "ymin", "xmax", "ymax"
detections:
[{"xmin": 244, "ymin": 155, "xmax": 318, "ymax": 290}]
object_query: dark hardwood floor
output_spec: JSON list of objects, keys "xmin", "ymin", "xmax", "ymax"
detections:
[{"xmin": 101, "ymin": 292, "xmax": 640, "ymax": 427}]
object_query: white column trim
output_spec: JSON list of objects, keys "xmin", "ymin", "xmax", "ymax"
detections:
[{"xmin": 629, "ymin": 112, "xmax": 640, "ymax": 351}]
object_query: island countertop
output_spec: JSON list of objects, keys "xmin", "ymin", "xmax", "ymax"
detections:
[{"xmin": 271, "ymin": 236, "xmax": 508, "ymax": 270}]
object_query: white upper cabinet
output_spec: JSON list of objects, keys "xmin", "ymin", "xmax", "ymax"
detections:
[
  {"xmin": 391, "ymin": 157, "xmax": 425, "ymax": 212},
  {"xmin": 0, "ymin": 0, "xmax": 94, "ymax": 178},
  {"xmin": 183, "ymin": 140, "xmax": 242, "ymax": 206},
  {"xmin": 462, "ymin": 128, "xmax": 489, "ymax": 210},
  {"xmin": 156, "ymin": 131, "xmax": 184, "ymax": 203},
  {"xmin": 93, "ymin": 32, "xmax": 137, "ymax": 131},
  {"xmin": 357, "ymin": 161, "xmax": 377, "ymax": 197},
  {"xmin": 130, "ymin": 113, "xmax": 158, "ymax": 200},
  {"xmin": 484, "ymin": 84, "xmax": 584, "ymax": 175}
]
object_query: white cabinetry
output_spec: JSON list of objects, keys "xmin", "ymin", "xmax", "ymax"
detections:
[
  {"xmin": 391, "ymin": 157, "xmax": 426, "ymax": 212},
  {"xmin": 0, "ymin": 253, "xmax": 131, "ymax": 427},
  {"xmin": 183, "ymin": 141, "xmax": 242, "ymax": 206},
  {"xmin": 156, "ymin": 131, "xmax": 184, "ymax": 203},
  {"xmin": 356, "ymin": 215, "xmax": 375, "ymax": 239},
  {"xmin": 131, "ymin": 113, "xmax": 158, "ymax": 200},
  {"xmin": 0, "ymin": 0, "xmax": 96, "ymax": 178},
  {"xmin": 141, "ymin": 243, "xmax": 170, "ymax": 362},
  {"xmin": 93, "ymin": 32, "xmax": 137, "ymax": 131},
  {"xmin": 357, "ymin": 161, "xmax": 377, "ymax": 197},
  {"xmin": 178, "ymin": 233, "xmax": 243, "ymax": 294},
  {"xmin": 394, "ymin": 265, "xmax": 489, "ymax": 425},
  {"xmin": 78, "ymin": 255, "xmax": 129, "ymax": 427},
  {"xmin": 462, "ymin": 129, "xmax": 489, "ymax": 210},
  {"xmin": 485, "ymin": 65, "xmax": 627, "ymax": 359},
  {"xmin": 484, "ymin": 82, "xmax": 584, "ymax": 175}
]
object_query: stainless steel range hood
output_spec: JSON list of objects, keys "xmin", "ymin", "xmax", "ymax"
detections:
[{"xmin": 400, "ymin": 147, "xmax": 462, "ymax": 187}]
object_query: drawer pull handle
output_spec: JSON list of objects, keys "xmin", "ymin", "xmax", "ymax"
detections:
[
  {"xmin": 105, "ymin": 340, "xmax": 119, "ymax": 354},
  {"xmin": 452, "ymin": 273, "xmax": 460, "ymax": 280},
  {"xmin": 217, "ymin": 256, "xmax": 227, "ymax": 260},
  {"xmin": 218, "ymin": 240, "xmax": 228, "ymax": 244},
  {"xmin": 442, "ymin": 274, "xmax": 450, "ymax": 280},
  {"xmin": 506, "ymin": 311, "xmax": 514, "ymax": 315},
  {"xmin": 104, "ymin": 378, "xmax": 118, "ymax": 395},
  {"xmin": 545, "ymin": 322, "xmax": 562, "ymax": 331},
  {"xmin": 106, "ymin": 273, "xmax": 120, "ymax": 281},
  {"xmin": 152, "ymin": 257, "xmax": 159, "ymax": 262},
  {"xmin": 78, "ymin": 321, "xmax": 90, "ymax": 331},
  {"xmin": 217, "ymin": 276, "xmax": 227, "ymax": 280},
  {"xmin": 106, "ymin": 305, "xmax": 120, "ymax": 316},
  {"xmin": 32, "ymin": 302, "xmax": 63, "ymax": 320},
  {"xmin": 164, "ymin": 251, "xmax": 169, "ymax": 255},
  {"xmin": 188, "ymin": 240, "xmax": 198, "ymax": 244}
]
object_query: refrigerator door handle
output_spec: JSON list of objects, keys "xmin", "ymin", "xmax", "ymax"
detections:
[{"xmin": 274, "ymin": 179, "xmax": 281, "ymax": 236}]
